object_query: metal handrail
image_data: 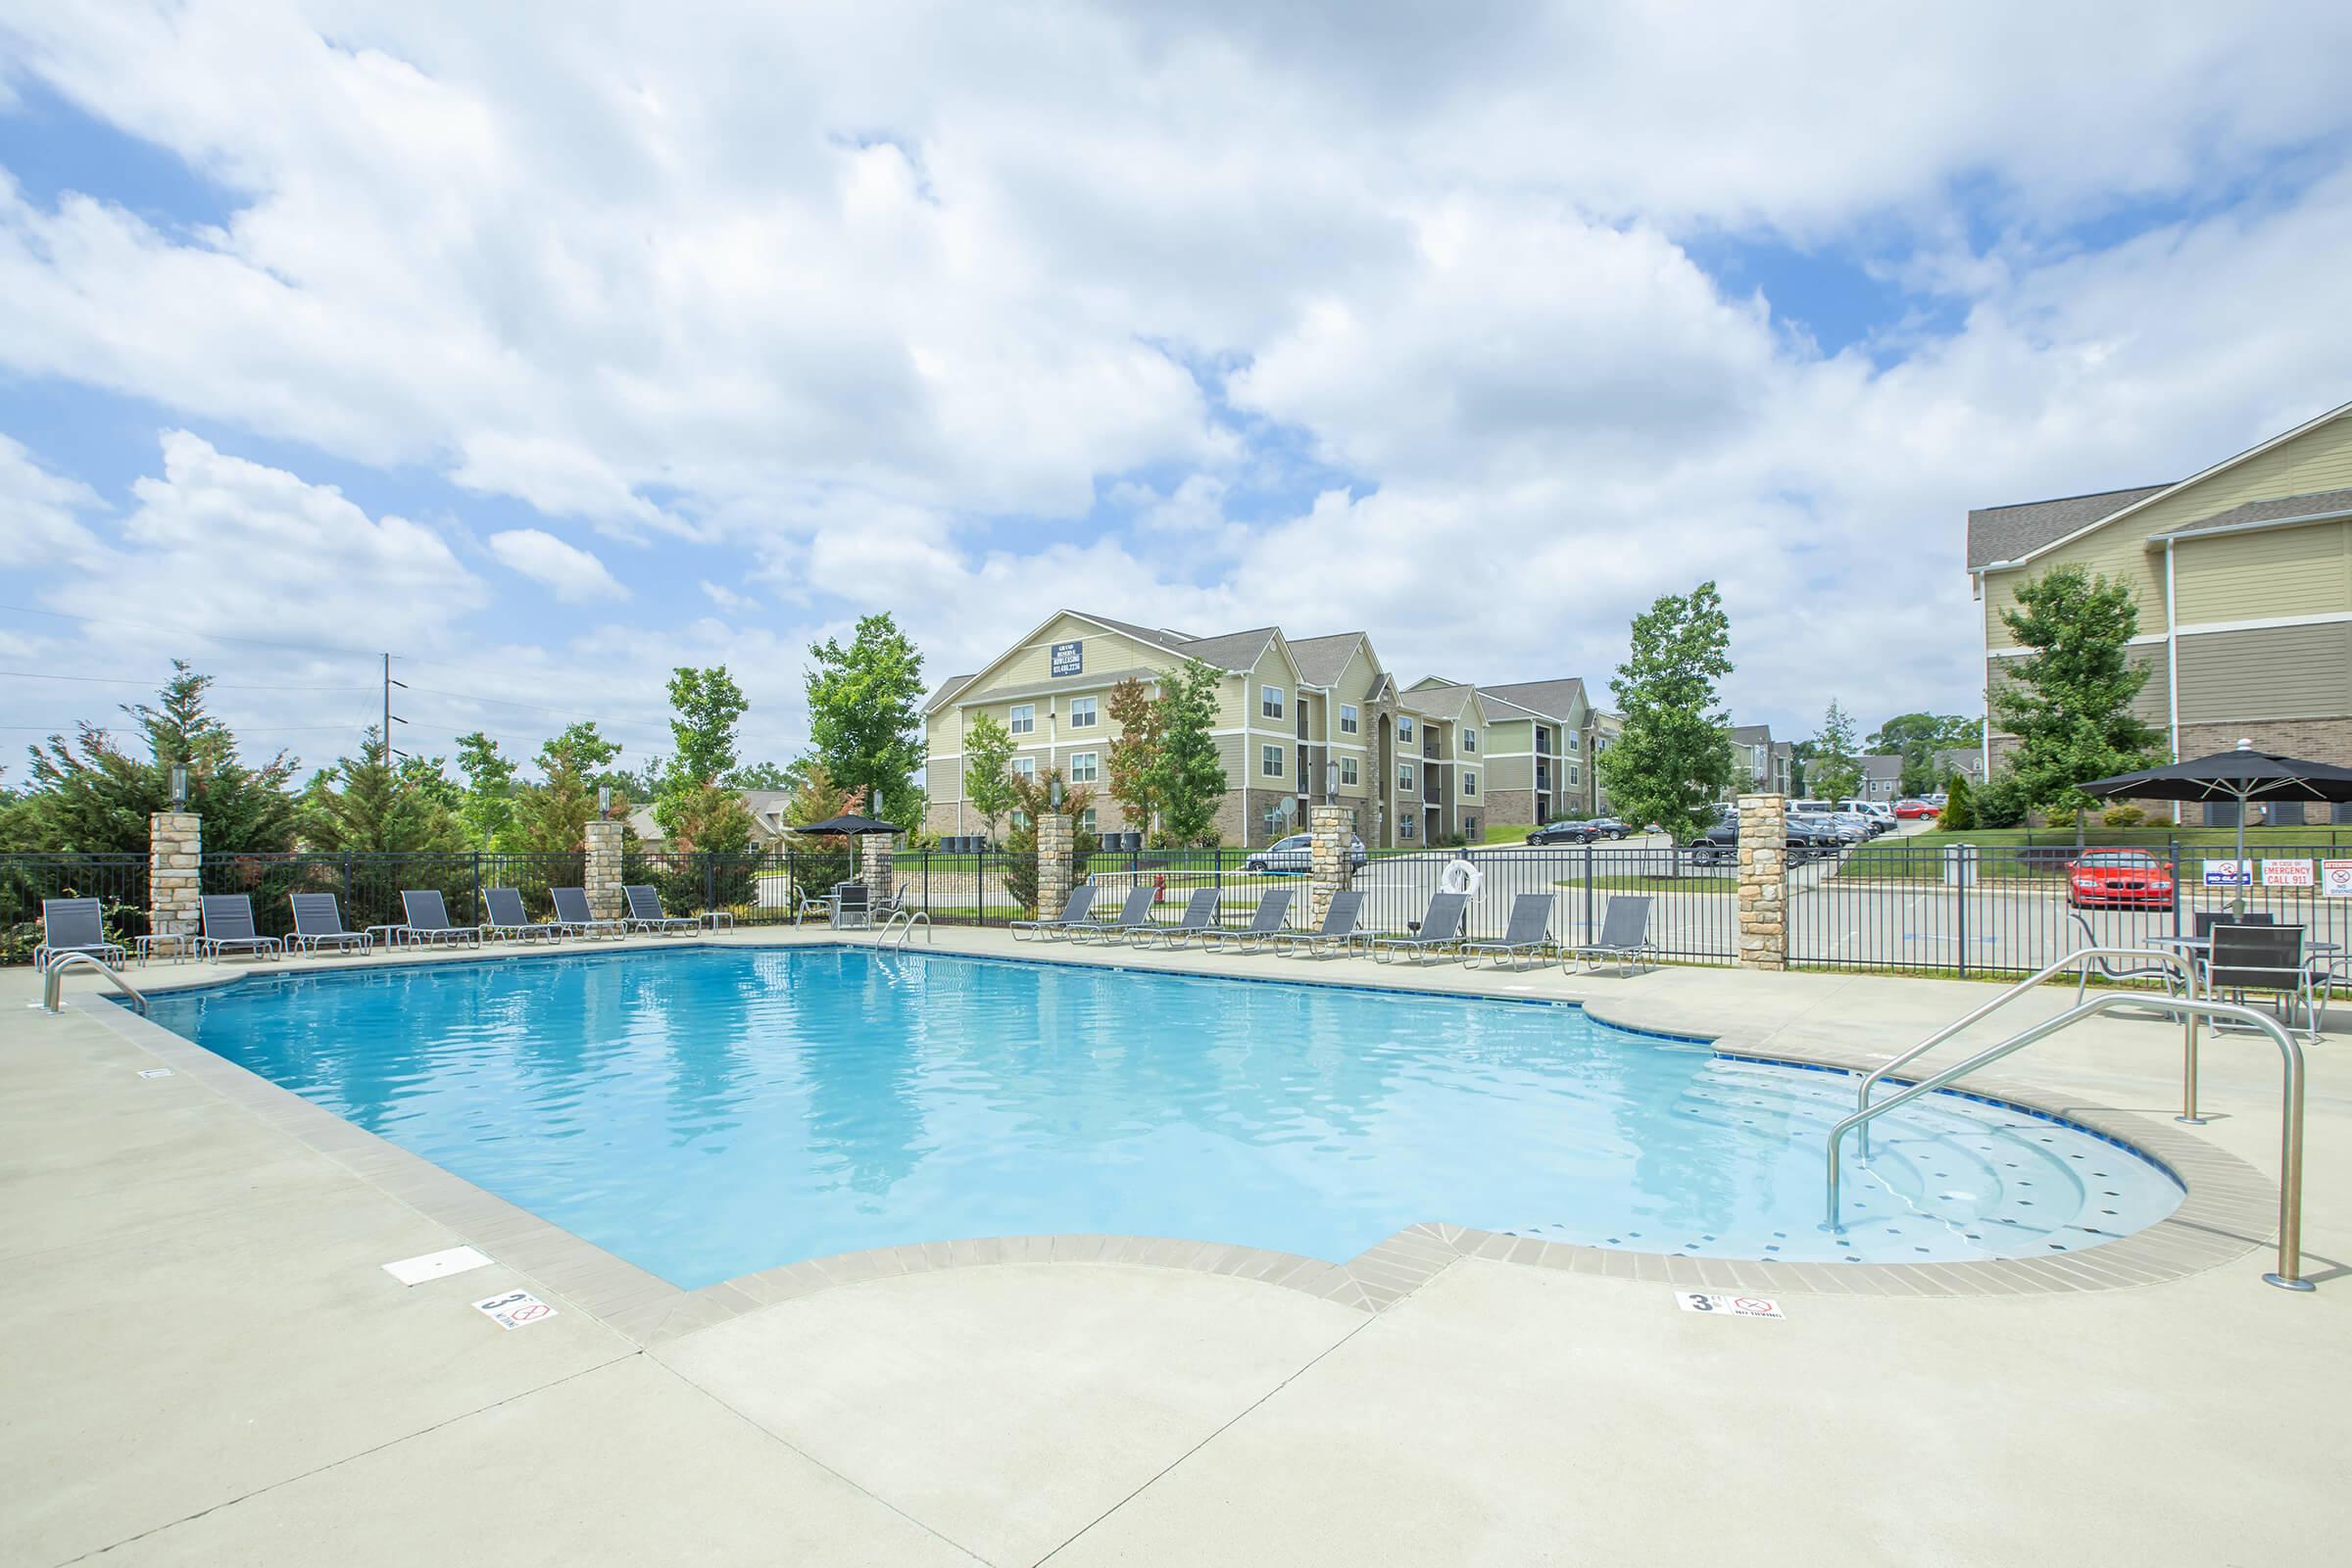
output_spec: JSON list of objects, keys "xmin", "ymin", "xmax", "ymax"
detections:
[
  {"xmin": 1826, "ymin": 992, "xmax": 2310, "ymax": 1291},
  {"xmin": 1856, "ymin": 946, "xmax": 2200, "ymax": 1152},
  {"xmin": 875, "ymin": 908, "xmax": 932, "ymax": 949},
  {"xmin": 39, "ymin": 952, "xmax": 150, "ymax": 1016}
]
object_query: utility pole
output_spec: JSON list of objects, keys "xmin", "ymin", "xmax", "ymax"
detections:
[{"xmin": 381, "ymin": 654, "xmax": 408, "ymax": 762}]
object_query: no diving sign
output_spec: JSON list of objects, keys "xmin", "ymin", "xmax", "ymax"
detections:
[
  {"xmin": 472, "ymin": 1289, "xmax": 558, "ymax": 1330},
  {"xmin": 1676, "ymin": 1291, "xmax": 1785, "ymax": 1319}
]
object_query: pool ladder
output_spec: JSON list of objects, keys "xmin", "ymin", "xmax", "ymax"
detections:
[
  {"xmin": 874, "ymin": 908, "xmax": 933, "ymax": 949},
  {"xmin": 1824, "ymin": 945, "xmax": 2310, "ymax": 1292},
  {"xmin": 37, "ymin": 952, "xmax": 150, "ymax": 1016}
]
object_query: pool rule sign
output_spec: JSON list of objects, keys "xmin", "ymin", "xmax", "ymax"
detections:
[
  {"xmin": 1675, "ymin": 1291, "xmax": 1785, "ymax": 1319},
  {"xmin": 472, "ymin": 1289, "xmax": 558, "ymax": 1330}
]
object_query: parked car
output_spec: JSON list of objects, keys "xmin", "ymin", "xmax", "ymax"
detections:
[
  {"xmin": 1687, "ymin": 813, "xmax": 1740, "ymax": 865},
  {"xmin": 1784, "ymin": 813, "xmax": 1847, "ymax": 855},
  {"xmin": 1584, "ymin": 816, "xmax": 1633, "ymax": 840},
  {"xmin": 1525, "ymin": 819, "xmax": 1599, "ymax": 846},
  {"xmin": 1894, "ymin": 799, "xmax": 1939, "ymax": 820},
  {"xmin": 1244, "ymin": 832, "xmax": 1368, "ymax": 873},
  {"xmin": 2066, "ymin": 848, "xmax": 2176, "ymax": 910}
]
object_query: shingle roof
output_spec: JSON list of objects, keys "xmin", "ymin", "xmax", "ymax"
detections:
[
  {"xmin": 1083, "ymin": 612, "xmax": 1202, "ymax": 651},
  {"xmin": 2153, "ymin": 486, "xmax": 2352, "ymax": 538},
  {"xmin": 1965, "ymin": 483, "xmax": 2171, "ymax": 570},
  {"xmin": 1729, "ymin": 723, "xmax": 1773, "ymax": 746},
  {"xmin": 1405, "ymin": 682, "xmax": 1476, "ymax": 721},
  {"xmin": 1862, "ymin": 754, "xmax": 1905, "ymax": 782},
  {"xmin": 924, "ymin": 672, "xmax": 977, "ymax": 712},
  {"xmin": 1168, "ymin": 625, "xmax": 1278, "ymax": 671},
  {"xmin": 1287, "ymin": 632, "xmax": 1366, "ymax": 688},
  {"xmin": 1477, "ymin": 678, "xmax": 1587, "ymax": 720}
]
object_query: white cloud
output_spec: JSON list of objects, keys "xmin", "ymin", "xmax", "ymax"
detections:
[
  {"xmin": 0, "ymin": 434, "xmax": 102, "ymax": 566},
  {"xmin": 484, "ymin": 527, "xmax": 628, "ymax": 603}
]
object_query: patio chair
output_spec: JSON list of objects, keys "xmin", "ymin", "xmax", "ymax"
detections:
[
  {"xmin": 1082, "ymin": 885, "xmax": 1161, "ymax": 944},
  {"xmin": 1011, "ymin": 883, "xmax": 1100, "ymax": 941},
  {"xmin": 2067, "ymin": 911, "xmax": 2183, "ymax": 1006},
  {"xmin": 621, "ymin": 884, "xmax": 699, "ymax": 935},
  {"xmin": 286, "ymin": 893, "xmax": 369, "ymax": 956},
  {"xmin": 793, "ymin": 883, "xmax": 835, "ymax": 925},
  {"xmin": 481, "ymin": 887, "xmax": 559, "ymax": 943},
  {"xmin": 1370, "ymin": 891, "xmax": 1468, "ymax": 964},
  {"xmin": 1570, "ymin": 895, "xmax": 1656, "ymax": 974},
  {"xmin": 1203, "ymin": 887, "xmax": 1296, "ymax": 954},
  {"xmin": 1135, "ymin": 886, "xmax": 1223, "ymax": 949},
  {"xmin": 829, "ymin": 881, "xmax": 873, "ymax": 930},
  {"xmin": 34, "ymin": 897, "xmax": 127, "ymax": 972},
  {"xmin": 198, "ymin": 894, "xmax": 282, "ymax": 962},
  {"xmin": 1465, "ymin": 893, "xmax": 1556, "ymax": 969},
  {"xmin": 2208, "ymin": 924, "xmax": 2331, "ymax": 1046},
  {"xmin": 550, "ymin": 886, "xmax": 624, "ymax": 940},
  {"xmin": 399, "ymin": 889, "xmax": 482, "ymax": 948},
  {"xmin": 1269, "ymin": 890, "xmax": 1367, "ymax": 959}
]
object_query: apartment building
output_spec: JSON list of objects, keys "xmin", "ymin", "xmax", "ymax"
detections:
[
  {"xmin": 1729, "ymin": 724, "xmax": 1794, "ymax": 795},
  {"xmin": 1968, "ymin": 398, "xmax": 2352, "ymax": 824},
  {"xmin": 924, "ymin": 611, "xmax": 1617, "ymax": 847}
]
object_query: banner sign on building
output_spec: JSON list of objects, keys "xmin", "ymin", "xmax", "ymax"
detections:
[
  {"xmin": 1049, "ymin": 640, "xmax": 1083, "ymax": 677},
  {"xmin": 2200, "ymin": 859, "xmax": 2253, "ymax": 889},
  {"xmin": 2262, "ymin": 859, "xmax": 2314, "ymax": 888}
]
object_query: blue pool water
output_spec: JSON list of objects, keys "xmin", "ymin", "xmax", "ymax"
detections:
[{"xmin": 143, "ymin": 947, "xmax": 2182, "ymax": 1288}]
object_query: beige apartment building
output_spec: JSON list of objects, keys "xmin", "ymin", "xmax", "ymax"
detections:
[
  {"xmin": 1969, "ymin": 398, "xmax": 2352, "ymax": 825},
  {"xmin": 923, "ymin": 612, "xmax": 1616, "ymax": 847}
]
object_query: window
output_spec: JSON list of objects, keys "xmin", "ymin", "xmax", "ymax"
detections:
[
  {"xmin": 1340, "ymin": 757, "xmax": 1358, "ymax": 787},
  {"xmin": 1399, "ymin": 716, "xmax": 1414, "ymax": 742},
  {"xmin": 1463, "ymin": 814, "xmax": 1478, "ymax": 837},
  {"xmin": 1400, "ymin": 817, "xmax": 1416, "ymax": 841},
  {"xmin": 1012, "ymin": 756, "xmax": 1037, "ymax": 779},
  {"xmin": 1462, "ymin": 727, "xmax": 1478, "ymax": 754},
  {"xmin": 1011, "ymin": 809, "xmax": 1029, "ymax": 830},
  {"xmin": 1339, "ymin": 704, "xmax": 1358, "ymax": 734},
  {"xmin": 1568, "ymin": 764, "xmax": 1580, "ymax": 787},
  {"xmin": 1262, "ymin": 744, "xmax": 1285, "ymax": 777},
  {"xmin": 1068, "ymin": 696, "xmax": 1098, "ymax": 728},
  {"xmin": 1008, "ymin": 704, "xmax": 1035, "ymax": 735},
  {"xmin": 1069, "ymin": 752, "xmax": 1099, "ymax": 783},
  {"xmin": 1261, "ymin": 685, "xmax": 1283, "ymax": 719},
  {"xmin": 1568, "ymin": 732, "xmax": 1581, "ymax": 752},
  {"xmin": 1078, "ymin": 807, "xmax": 1097, "ymax": 834},
  {"xmin": 1463, "ymin": 770, "xmax": 1478, "ymax": 797},
  {"xmin": 1398, "ymin": 764, "xmax": 1415, "ymax": 794}
]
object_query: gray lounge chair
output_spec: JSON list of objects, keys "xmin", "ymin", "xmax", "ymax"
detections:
[
  {"xmin": 1203, "ymin": 887, "xmax": 1296, "ymax": 953},
  {"xmin": 482, "ymin": 887, "xmax": 558, "ymax": 943},
  {"xmin": 286, "ymin": 893, "xmax": 369, "ymax": 956},
  {"xmin": 1572, "ymin": 895, "xmax": 1656, "ymax": 974},
  {"xmin": 2209, "ymin": 924, "xmax": 2331, "ymax": 1046},
  {"xmin": 1083, "ymin": 885, "xmax": 1161, "ymax": 944},
  {"xmin": 398, "ymin": 889, "xmax": 482, "ymax": 948},
  {"xmin": 198, "ymin": 894, "xmax": 282, "ymax": 962},
  {"xmin": 35, "ymin": 897, "xmax": 128, "ymax": 971},
  {"xmin": 829, "ymin": 882, "xmax": 871, "ymax": 930},
  {"xmin": 1465, "ymin": 893, "xmax": 1556, "ymax": 969},
  {"xmin": 1137, "ymin": 886, "xmax": 1223, "ymax": 948},
  {"xmin": 622, "ymin": 884, "xmax": 698, "ymax": 935},
  {"xmin": 550, "ymin": 886, "xmax": 624, "ymax": 940},
  {"xmin": 1370, "ymin": 891, "xmax": 1468, "ymax": 964},
  {"xmin": 1270, "ymin": 890, "xmax": 1367, "ymax": 958},
  {"xmin": 1012, "ymin": 883, "xmax": 1100, "ymax": 941}
]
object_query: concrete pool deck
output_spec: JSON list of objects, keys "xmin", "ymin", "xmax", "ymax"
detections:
[{"xmin": 5, "ymin": 930, "xmax": 2348, "ymax": 1564}]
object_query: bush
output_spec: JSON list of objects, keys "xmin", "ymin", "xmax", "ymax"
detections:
[
  {"xmin": 1938, "ymin": 770, "xmax": 1975, "ymax": 830},
  {"xmin": 1973, "ymin": 770, "xmax": 2030, "ymax": 829},
  {"xmin": 2101, "ymin": 804, "xmax": 2146, "ymax": 827}
]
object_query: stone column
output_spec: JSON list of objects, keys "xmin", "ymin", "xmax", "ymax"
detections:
[
  {"xmin": 1036, "ymin": 812, "xmax": 1074, "ymax": 919},
  {"xmin": 1306, "ymin": 803, "xmax": 1353, "ymax": 930},
  {"xmin": 148, "ymin": 810, "xmax": 202, "ymax": 940},
  {"xmin": 585, "ymin": 819, "xmax": 624, "ymax": 920},
  {"xmin": 859, "ymin": 833, "xmax": 896, "ymax": 906},
  {"xmin": 1736, "ymin": 793, "xmax": 1787, "ymax": 971}
]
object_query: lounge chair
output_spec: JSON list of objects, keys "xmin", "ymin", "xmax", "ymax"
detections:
[
  {"xmin": 830, "ymin": 882, "xmax": 871, "ymax": 930},
  {"xmin": 1370, "ymin": 891, "xmax": 1468, "ymax": 964},
  {"xmin": 1136, "ymin": 886, "xmax": 1223, "ymax": 949},
  {"xmin": 398, "ymin": 889, "xmax": 482, "ymax": 948},
  {"xmin": 1571, "ymin": 895, "xmax": 1656, "ymax": 974},
  {"xmin": 1465, "ymin": 893, "xmax": 1556, "ymax": 969},
  {"xmin": 1082, "ymin": 885, "xmax": 1161, "ymax": 944},
  {"xmin": 1270, "ymin": 890, "xmax": 1367, "ymax": 959},
  {"xmin": 1203, "ymin": 887, "xmax": 1296, "ymax": 954},
  {"xmin": 482, "ymin": 887, "xmax": 559, "ymax": 943},
  {"xmin": 286, "ymin": 893, "xmax": 369, "ymax": 956},
  {"xmin": 198, "ymin": 894, "xmax": 282, "ymax": 962},
  {"xmin": 2067, "ymin": 911, "xmax": 2181, "ymax": 1006},
  {"xmin": 622, "ymin": 884, "xmax": 698, "ymax": 935},
  {"xmin": 35, "ymin": 897, "xmax": 128, "ymax": 972},
  {"xmin": 2208, "ymin": 924, "xmax": 2331, "ymax": 1046},
  {"xmin": 1011, "ymin": 883, "xmax": 1100, "ymax": 941},
  {"xmin": 550, "ymin": 886, "xmax": 624, "ymax": 940}
]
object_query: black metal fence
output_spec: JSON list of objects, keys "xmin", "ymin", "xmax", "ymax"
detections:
[{"xmin": 0, "ymin": 854, "xmax": 149, "ymax": 964}]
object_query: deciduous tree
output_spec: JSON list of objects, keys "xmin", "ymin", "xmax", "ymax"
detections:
[
  {"xmin": 1808, "ymin": 701, "xmax": 1864, "ymax": 803},
  {"xmin": 1990, "ymin": 564, "xmax": 2164, "ymax": 827},
  {"xmin": 961, "ymin": 712, "xmax": 1019, "ymax": 842},
  {"xmin": 805, "ymin": 612, "xmax": 927, "ymax": 827},
  {"xmin": 454, "ymin": 730, "xmax": 517, "ymax": 849},
  {"xmin": 1593, "ymin": 583, "xmax": 1737, "ymax": 845},
  {"xmin": 1103, "ymin": 676, "xmax": 1164, "ymax": 840},
  {"xmin": 1148, "ymin": 660, "xmax": 1226, "ymax": 847}
]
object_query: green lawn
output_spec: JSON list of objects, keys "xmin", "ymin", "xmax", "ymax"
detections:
[{"xmin": 1481, "ymin": 823, "xmax": 1537, "ymax": 845}]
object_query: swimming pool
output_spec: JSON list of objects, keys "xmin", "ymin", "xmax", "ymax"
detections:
[{"xmin": 143, "ymin": 946, "xmax": 2182, "ymax": 1288}]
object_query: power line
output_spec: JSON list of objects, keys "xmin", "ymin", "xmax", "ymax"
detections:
[{"xmin": 0, "ymin": 669, "xmax": 377, "ymax": 693}]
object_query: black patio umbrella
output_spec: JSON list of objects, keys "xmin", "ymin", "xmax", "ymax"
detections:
[
  {"xmin": 790, "ymin": 812, "xmax": 903, "ymax": 838},
  {"xmin": 2077, "ymin": 740, "xmax": 2352, "ymax": 880}
]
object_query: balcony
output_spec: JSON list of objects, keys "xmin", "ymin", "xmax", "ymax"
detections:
[{"xmin": 1421, "ymin": 738, "xmax": 1440, "ymax": 760}]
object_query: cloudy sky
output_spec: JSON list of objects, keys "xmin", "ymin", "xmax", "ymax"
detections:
[{"xmin": 4, "ymin": 2, "xmax": 2351, "ymax": 781}]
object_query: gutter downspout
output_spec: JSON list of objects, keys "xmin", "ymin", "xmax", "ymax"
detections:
[
  {"xmin": 1977, "ymin": 567, "xmax": 1993, "ymax": 782},
  {"xmin": 2165, "ymin": 540, "xmax": 2182, "ymax": 825}
]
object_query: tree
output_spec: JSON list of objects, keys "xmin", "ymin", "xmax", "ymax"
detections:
[
  {"xmin": 1989, "ymin": 564, "xmax": 2164, "ymax": 828},
  {"xmin": 724, "ymin": 760, "xmax": 796, "ymax": 791},
  {"xmin": 511, "ymin": 721, "xmax": 623, "ymax": 854},
  {"xmin": 1103, "ymin": 677, "xmax": 1164, "ymax": 839},
  {"xmin": 1808, "ymin": 701, "xmax": 1864, "ymax": 802},
  {"xmin": 654, "ymin": 664, "xmax": 754, "ymax": 849},
  {"xmin": 779, "ymin": 759, "xmax": 857, "ymax": 896},
  {"xmin": 805, "ymin": 612, "xmax": 927, "ymax": 826},
  {"xmin": 300, "ymin": 727, "xmax": 466, "ymax": 853},
  {"xmin": 453, "ymin": 731, "xmax": 517, "ymax": 849},
  {"xmin": 1593, "ymin": 582, "xmax": 1737, "ymax": 845},
  {"xmin": 961, "ymin": 712, "xmax": 1019, "ymax": 842},
  {"xmin": 11, "ymin": 662, "xmax": 300, "ymax": 854},
  {"xmin": 1001, "ymin": 766, "xmax": 1100, "ymax": 913},
  {"xmin": 1868, "ymin": 712, "xmax": 1982, "ymax": 796},
  {"xmin": 1939, "ymin": 769, "xmax": 1977, "ymax": 830},
  {"xmin": 1149, "ymin": 659, "xmax": 1227, "ymax": 846}
]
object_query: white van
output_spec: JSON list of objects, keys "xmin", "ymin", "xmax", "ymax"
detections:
[{"xmin": 1839, "ymin": 799, "xmax": 1896, "ymax": 831}]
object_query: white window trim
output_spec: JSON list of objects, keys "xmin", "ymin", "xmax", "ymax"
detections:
[
  {"xmin": 1069, "ymin": 752, "xmax": 1100, "ymax": 783},
  {"xmin": 1261, "ymin": 744, "xmax": 1285, "ymax": 777},
  {"xmin": 1462, "ymin": 727, "xmax": 1477, "ymax": 753},
  {"xmin": 1260, "ymin": 685, "xmax": 1283, "ymax": 719},
  {"xmin": 1008, "ymin": 704, "xmax": 1036, "ymax": 735},
  {"xmin": 1339, "ymin": 704, "xmax": 1358, "ymax": 734},
  {"xmin": 1397, "ymin": 765, "xmax": 1415, "ymax": 794},
  {"xmin": 1340, "ymin": 757, "xmax": 1359, "ymax": 786},
  {"xmin": 1463, "ymin": 770, "xmax": 1478, "ymax": 797},
  {"xmin": 1068, "ymin": 697, "xmax": 1099, "ymax": 727}
]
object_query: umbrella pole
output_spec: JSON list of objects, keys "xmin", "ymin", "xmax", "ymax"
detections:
[{"xmin": 2233, "ymin": 786, "xmax": 2249, "ymax": 914}]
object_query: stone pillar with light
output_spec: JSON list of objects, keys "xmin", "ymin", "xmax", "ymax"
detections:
[
  {"xmin": 1307, "ymin": 760, "xmax": 1352, "ymax": 930},
  {"xmin": 1735, "ymin": 792, "xmax": 1788, "ymax": 971},
  {"xmin": 585, "ymin": 785, "xmax": 624, "ymax": 921},
  {"xmin": 148, "ymin": 768, "xmax": 202, "ymax": 943},
  {"xmin": 1037, "ymin": 774, "xmax": 1075, "ymax": 920},
  {"xmin": 859, "ymin": 830, "xmax": 895, "ymax": 906}
]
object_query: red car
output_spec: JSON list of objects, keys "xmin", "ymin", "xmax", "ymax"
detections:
[
  {"xmin": 2066, "ymin": 849, "xmax": 2175, "ymax": 910},
  {"xmin": 1894, "ymin": 799, "xmax": 1939, "ymax": 819}
]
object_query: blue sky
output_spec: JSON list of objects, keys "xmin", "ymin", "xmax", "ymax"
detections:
[{"xmin": 4, "ymin": 3, "xmax": 2350, "ymax": 781}]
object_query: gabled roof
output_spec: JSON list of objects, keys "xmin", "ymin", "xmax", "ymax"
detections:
[
  {"xmin": 1472, "ymin": 690, "xmax": 1552, "ymax": 721},
  {"xmin": 1966, "ymin": 484, "xmax": 2170, "ymax": 570},
  {"xmin": 1405, "ymin": 682, "xmax": 1477, "ymax": 721},
  {"xmin": 1477, "ymin": 677, "xmax": 1588, "ymax": 721},
  {"xmin": 1862, "ymin": 754, "xmax": 1905, "ymax": 782},
  {"xmin": 1084, "ymin": 612, "xmax": 1203, "ymax": 652},
  {"xmin": 1729, "ymin": 723, "xmax": 1774, "ymax": 746},
  {"xmin": 1174, "ymin": 625, "xmax": 1280, "ymax": 672},
  {"xmin": 2152, "ymin": 486, "xmax": 2352, "ymax": 539},
  {"xmin": 926, "ymin": 673, "xmax": 976, "ymax": 711},
  {"xmin": 1287, "ymin": 632, "xmax": 1367, "ymax": 688}
]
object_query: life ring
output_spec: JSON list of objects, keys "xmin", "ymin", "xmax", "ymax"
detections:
[{"xmin": 1440, "ymin": 858, "xmax": 1484, "ymax": 897}]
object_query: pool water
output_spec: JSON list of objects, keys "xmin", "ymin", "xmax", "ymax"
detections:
[{"xmin": 144, "ymin": 947, "xmax": 2182, "ymax": 1288}]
